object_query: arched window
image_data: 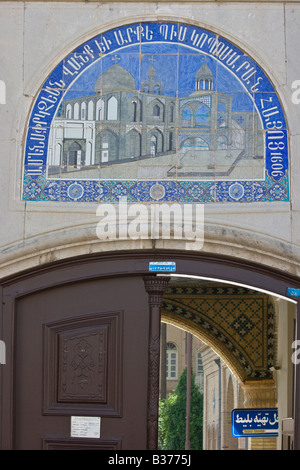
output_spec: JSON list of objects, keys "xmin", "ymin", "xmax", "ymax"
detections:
[
  {"xmin": 153, "ymin": 104, "xmax": 160, "ymax": 117},
  {"xmin": 197, "ymin": 352, "xmax": 203, "ymax": 374},
  {"xmin": 73, "ymin": 102, "xmax": 79, "ymax": 120},
  {"xmin": 132, "ymin": 101, "xmax": 137, "ymax": 122},
  {"xmin": 166, "ymin": 342, "xmax": 178, "ymax": 380},
  {"xmin": 96, "ymin": 99, "xmax": 104, "ymax": 121},
  {"xmin": 81, "ymin": 102, "xmax": 86, "ymax": 120},
  {"xmin": 54, "ymin": 143, "xmax": 62, "ymax": 166},
  {"xmin": 86, "ymin": 141, "xmax": 93, "ymax": 165},
  {"xmin": 197, "ymin": 352, "xmax": 204, "ymax": 392},
  {"xmin": 181, "ymin": 106, "xmax": 192, "ymax": 127},
  {"xmin": 127, "ymin": 129, "xmax": 141, "ymax": 158},
  {"xmin": 169, "ymin": 104, "xmax": 174, "ymax": 123},
  {"xmin": 88, "ymin": 100, "xmax": 94, "ymax": 120},
  {"xmin": 168, "ymin": 131, "xmax": 173, "ymax": 151},
  {"xmin": 66, "ymin": 104, "xmax": 72, "ymax": 119},
  {"xmin": 107, "ymin": 96, "xmax": 118, "ymax": 120},
  {"xmin": 150, "ymin": 134, "xmax": 157, "ymax": 156}
]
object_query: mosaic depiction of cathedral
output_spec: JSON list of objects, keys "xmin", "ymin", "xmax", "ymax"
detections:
[{"xmin": 22, "ymin": 22, "xmax": 289, "ymax": 203}]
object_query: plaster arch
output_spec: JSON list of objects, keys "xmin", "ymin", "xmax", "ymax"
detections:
[{"xmin": 1, "ymin": 221, "xmax": 300, "ymax": 281}]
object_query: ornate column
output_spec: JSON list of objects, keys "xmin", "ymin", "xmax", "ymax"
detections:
[
  {"xmin": 242, "ymin": 379, "xmax": 277, "ymax": 450},
  {"xmin": 143, "ymin": 275, "xmax": 170, "ymax": 450}
]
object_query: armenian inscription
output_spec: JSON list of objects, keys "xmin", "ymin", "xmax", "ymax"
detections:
[{"xmin": 23, "ymin": 22, "xmax": 288, "ymax": 203}]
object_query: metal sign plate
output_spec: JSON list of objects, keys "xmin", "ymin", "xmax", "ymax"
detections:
[
  {"xmin": 287, "ymin": 287, "xmax": 300, "ymax": 298},
  {"xmin": 231, "ymin": 408, "xmax": 278, "ymax": 438},
  {"xmin": 149, "ymin": 261, "xmax": 176, "ymax": 273}
]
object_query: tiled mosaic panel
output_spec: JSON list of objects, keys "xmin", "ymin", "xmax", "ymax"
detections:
[
  {"xmin": 23, "ymin": 22, "xmax": 289, "ymax": 203},
  {"xmin": 162, "ymin": 283, "xmax": 276, "ymax": 380}
]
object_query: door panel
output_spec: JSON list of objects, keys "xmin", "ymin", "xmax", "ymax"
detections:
[
  {"xmin": 43, "ymin": 310, "xmax": 123, "ymax": 416},
  {"xmin": 14, "ymin": 276, "xmax": 149, "ymax": 450}
]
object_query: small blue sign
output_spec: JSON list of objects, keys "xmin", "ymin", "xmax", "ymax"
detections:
[
  {"xmin": 287, "ymin": 287, "xmax": 300, "ymax": 298},
  {"xmin": 149, "ymin": 262, "xmax": 176, "ymax": 273},
  {"xmin": 231, "ymin": 408, "xmax": 278, "ymax": 438}
]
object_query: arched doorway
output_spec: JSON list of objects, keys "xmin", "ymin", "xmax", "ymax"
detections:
[
  {"xmin": 160, "ymin": 275, "xmax": 284, "ymax": 450},
  {"xmin": 0, "ymin": 250, "xmax": 298, "ymax": 450}
]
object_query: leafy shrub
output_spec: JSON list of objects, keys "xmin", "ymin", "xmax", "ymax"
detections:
[{"xmin": 158, "ymin": 368, "xmax": 203, "ymax": 450}]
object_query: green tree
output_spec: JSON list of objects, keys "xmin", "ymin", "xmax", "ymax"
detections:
[{"xmin": 158, "ymin": 368, "xmax": 203, "ymax": 450}]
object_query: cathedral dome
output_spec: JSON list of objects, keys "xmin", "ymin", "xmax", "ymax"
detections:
[{"xmin": 94, "ymin": 64, "xmax": 136, "ymax": 92}]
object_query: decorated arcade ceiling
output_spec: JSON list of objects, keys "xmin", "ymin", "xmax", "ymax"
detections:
[{"xmin": 162, "ymin": 282, "xmax": 276, "ymax": 381}]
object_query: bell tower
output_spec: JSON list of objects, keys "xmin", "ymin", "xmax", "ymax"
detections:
[
  {"xmin": 142, "ymin": 57, "xmax": 163, "ymax": 94},
  {"xmin": 195, "ymin": 62, "xmax": 213, "ymax": 91}
]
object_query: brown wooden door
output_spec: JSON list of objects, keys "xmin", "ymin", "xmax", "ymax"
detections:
[{"xmin": 14, "ymin": 276, "xmax": 149, "ymax": 450}]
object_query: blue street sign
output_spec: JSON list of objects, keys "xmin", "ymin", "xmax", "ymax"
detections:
[
  {"xmin": 149, "ymin": 262, "xmax": 176, "ymax": 273},
  {"xmin": 287, "ymin": 287, "xmax": 300, "ymax": 298},
  {"xmin": 231, "ymin": 408, "xmax": 278, "ymax": 438}
]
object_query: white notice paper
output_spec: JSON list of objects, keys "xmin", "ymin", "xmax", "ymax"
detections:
[{"xmin": 71, "ymin": 416, "xmax": 101, "ymax": 439}]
